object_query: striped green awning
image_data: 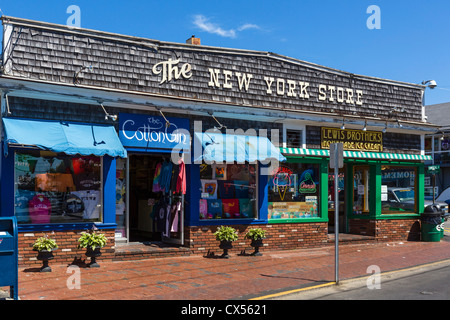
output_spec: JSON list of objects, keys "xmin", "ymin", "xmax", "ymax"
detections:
[{"xmin": 280, "ymin": 148, "xmax": 432, "ymax": 161}]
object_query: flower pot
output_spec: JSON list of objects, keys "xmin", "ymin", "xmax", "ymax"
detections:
[
  {"xmin": 219, "ymin": 240, "xmax": 233, "ymax": 258},
  {"xmin": 36, "ymin": 250, "xmax": 54, "ymax": 272},
  {"xmin": 250, "ymin": 239, "xmax": 264, "ymax": 256},
  {"xmin": 85, "ymin": 247, "xmax": 102, "ymax": 268}
]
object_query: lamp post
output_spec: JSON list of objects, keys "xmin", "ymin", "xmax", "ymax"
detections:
[{"xmin": 422, "ymin": 80, "xmax": 437, "ymax": 204}]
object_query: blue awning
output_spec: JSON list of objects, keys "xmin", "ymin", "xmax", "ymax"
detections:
[
  {"xmin": 3, "ymin": 118, "xmax": 127, "ymax": 158},
  {"xmin": 194, "ymin": 132, "xmax": 286, "ymax": 163}
]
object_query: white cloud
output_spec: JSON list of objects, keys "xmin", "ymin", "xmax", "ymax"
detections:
[
  {"xmin": 193, "ymin": 15, "xmax": 260, "ymax": 39},
  {"xmin": 237, "ymin": 23, "xmax": 260, "ymax": 31}
]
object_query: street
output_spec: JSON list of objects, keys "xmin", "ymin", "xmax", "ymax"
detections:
[{"xmin": 272, "ymin": 246, "xmax": 450, "ymax": 300}]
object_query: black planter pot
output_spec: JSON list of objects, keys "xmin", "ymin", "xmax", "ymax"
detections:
[
  {"xmin": 36, "ymin": 250, "xmax": 55, "ymax": 272},
  {"xmin": 250, "ymin": 239, "xmax": 264, "ymax": 256},
  {"xmin": 85, "ymin": 247, "xmax": 102, "ymax": 268},
  {"xmin": 219, "ymin": 240, "xmax": 233, "ymax": 258}
]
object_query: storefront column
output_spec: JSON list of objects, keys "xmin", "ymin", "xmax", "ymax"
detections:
[
  {"xmin": 0, "ymin": 147, "xmax": 14, "ymax": 218},
  {"xmin": 416, "ymin": 164, "xmax": 425, "ymax": 214},
  {"xmin": 102, "ymin": 156, "xmax": 116, "ymax": 226},
  {"xmin": 186, "ymin": 163, "xmax": 201, "ymax": 225},
  {"xmin": 258, "ymin": 164, "xmax": 268, "ymax": 221},
  {"xmin": 370, "ymin": 164, "xmax": 382, "ymax": 217}
]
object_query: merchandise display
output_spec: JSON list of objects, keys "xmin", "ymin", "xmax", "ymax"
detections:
[
  {"xmin": 199, "ymin": 164, "xmax": 256, "ymax": 220},
  {"xmin": 14, "ymin": 151, "xmax": 102, "ymax": 224}
]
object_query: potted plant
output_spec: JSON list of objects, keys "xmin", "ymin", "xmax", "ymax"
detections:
[
  {"xmin": 32, "ymin": 235, "xmax": 58, "ymax": 272},
  {"xmin": 245, "ymin": 228, "xmax": 266, "ymax": 256},
  {"xmin": 214, "ymin": 226, "xmax": 238, "ymax": 258},
  {"xmin": 78, "ymin": 230, "xmax": 108, "ymax": 268}
]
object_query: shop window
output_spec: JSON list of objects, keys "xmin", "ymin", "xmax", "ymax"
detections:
[
  {"xmin": 199, "ymin": 163, "xmax": 257, "ymax": 220},
  {"xmin": 381, "ymin": 166, "xmax": 417, "ymax": 214},
  {"xmin": 285, "ymin": 129, "xmax": 302, "ymax": 148},
  {"xmin": 268, "ymin": 163, "xmax": 320, "ymax": 220},
  {"xmin": 353, "ymin": 166, "xmax": 370, "ymax": 215},
  {"xmin": 14, "ymin": 150, "xmax": 102, "ymax": 224}
]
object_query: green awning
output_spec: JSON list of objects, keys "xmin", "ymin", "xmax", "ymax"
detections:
[{"xmin": 280, "ymin": 148, "xmax": 432, "ymax": 161}]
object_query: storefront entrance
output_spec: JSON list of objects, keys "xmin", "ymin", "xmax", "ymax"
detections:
[
  {"xmin": 116, "ymin": 154, "xmax": 184, "ymax": 245},
  {"xmin": 328, "ymin": 167, "xmax": 346, "ymax": 233}
]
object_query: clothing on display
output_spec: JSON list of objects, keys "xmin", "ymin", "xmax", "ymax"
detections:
[
  {"xmin": 176, "ymin": 160, "xmax": 186, "ymax": 195},
  {"xmin": 152, "ymin": 162, "xmax": 162, "ymax": 192},
  {"xmin": 201, "ymin": 179, "xmax": 218, "ymax": 199},
  {"xmin": 35, "ymin": 173, "xmax": 75, "ymax": 192},
  {"xmin": 222, "ymin": 199, "xmax": 240, "ymax": 218},
  {"xmin": 28, "ymin": 194, "xmax": 51, "ymax": 224},
  {"xmin": 207, "ymin": 199, "xmax": 223, "ymax": 219},
  {"xmin": 159, "ymin": 160, "xmax": 173, "ymax": 193},
  {"xmin": 70, "ymin": 190, "xmax": 101, "ymax": 220},
  {"xmin": 63, "ymin": 193, "xmax": 85, "ymax": 217},
  {"xmin": 234, "ymin": 180, "xmax": 250, "ymax": 198},
  {"xmin": 218, "ymin": 180, "xmax": 235, "ymax": 199}
]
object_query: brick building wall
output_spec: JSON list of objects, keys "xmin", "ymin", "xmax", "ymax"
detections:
[
  {"xmin": 349, "ymin": 218, "xmax": 421, "ymax": 242},
  {"xmin": 18, "ymin": 229, "xmax": 115, "ymax": 268},
  {"xmin": 185, "ymin": 223, "xmax": 329, "ymax": 256}
]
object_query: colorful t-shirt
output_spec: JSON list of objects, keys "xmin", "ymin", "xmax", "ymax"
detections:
[
  {"xmin": 28, "ymin": 194, "xmax": 52, "ymax": 224},
  {"xmin": 234, "ymin": 180, "xmax": 249, "ymax": 198},
  {"xmin": 218, "ymin": 180, "xmax": 235, "ymax": 199},
  {"xmin": 201, "ymin": 180, "xmax": 218, "ymax": 199},
  {"xmin": 207, "ymin": 199, "xmax": 222, "ymax": 219},
  {"xmin": 239, "ymin": 198, "xmax": 254, "ymax": 218},
  {"xmin": 222, "ymin": 199, "xmax": 240, "ymax": 218}
]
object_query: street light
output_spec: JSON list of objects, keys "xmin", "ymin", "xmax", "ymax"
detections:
[
  {"xmin": 422, "ymin": 80, "xmax": 437, "ymax": 89},
  {"xmin": 422, "ymin": 80, "xmax": 437, "ymax": 121}
]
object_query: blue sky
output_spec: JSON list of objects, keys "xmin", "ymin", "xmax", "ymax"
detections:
[{"xmin": 1, "ymin": 0, "xmax": 449, "ymax": 105}]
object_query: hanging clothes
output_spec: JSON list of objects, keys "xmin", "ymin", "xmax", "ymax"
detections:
[
  {"xmin": 170, "ymin": 201, "xmax": 181, "ymax": 232},
  {"xmin": 152, "ymin": 162, "xmax": 163, "ymax": 192},
  {"xmin": 154, "ymin": 196, "xmax": 169, "ymax": 233},
  {"xmin": 159, "ymin": 160, "xmax": 173, "ymax": 193},
  {"xmin": 176, "ymin": 159, "xmax": 186, "ymax": 195}
]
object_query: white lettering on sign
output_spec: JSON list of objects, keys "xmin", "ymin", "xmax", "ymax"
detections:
[
  {"xmin": 149, "ymin": 60, "xmax": 365, "ymax": 106},
  {"xmin": 208, "ymin": 68, "xmax": 254, "ymax": 92},
  {"xmin": 152, "ymin": 58, "xmax": 192, "ymax": 84},
  {"xmin": 319, "ymin": 84, "xmax": 362, "ymax": 105},
  {"xmin": 121, "ymin": 117, "xmax": 188, "ymax": 145}
]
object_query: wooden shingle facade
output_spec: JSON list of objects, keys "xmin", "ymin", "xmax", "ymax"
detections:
[{"xmin": 0, "ymin": 16, "xmax": 438, "ymax": 264}]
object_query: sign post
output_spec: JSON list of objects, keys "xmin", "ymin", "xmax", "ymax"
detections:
[
  {"xmin": 427, "ymin": 165, "xmax": 440, "ymax": 204},
  {"xmin": 330, "ymin": 143, "xmax": 343, "ymax": 285}
]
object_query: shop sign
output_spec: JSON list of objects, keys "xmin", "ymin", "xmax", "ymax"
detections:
[
  {"xmin": 119, "ymin": 113, "xmax": 190, "ymax": 150},
  {"xmin": 321, "ymin": 127, "xmax": 383, "ymax": 152},
  {"xmin": 149, "ymin": 59, "xmax": 366, "ymax": 107}
]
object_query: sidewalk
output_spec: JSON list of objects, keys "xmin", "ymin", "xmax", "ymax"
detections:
[{"xmin": 3, "ymin": 237, "xmax": 450, "ymax": 300}]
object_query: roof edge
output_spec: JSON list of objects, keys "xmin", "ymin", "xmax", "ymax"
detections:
[{"xmin": 1, "ymin": 15, "xmax": 425, "ymax": 90}]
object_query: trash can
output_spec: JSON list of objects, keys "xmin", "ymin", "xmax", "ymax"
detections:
[{"xmin": 421, "ymin": 205, "xmax": 442, "ymax": 242}]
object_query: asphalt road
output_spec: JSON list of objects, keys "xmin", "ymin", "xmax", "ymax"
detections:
[{"xmin": 273, "ymin": 254, "xmax": 450, "ymax": 300}]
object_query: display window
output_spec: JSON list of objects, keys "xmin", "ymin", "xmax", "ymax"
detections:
[
  {"xmin": 353, "ymin": 166, "xmax": 370, "ymax": 215},
  {"xmin": 381, "ymin": 165, "xmax": 417, "ymax": 214},
  {"xmin": 14, "ymin": 150, "xmax": 102, "ymax": 224},
  {"xmin": 268, "ymin": 163, "xmax": 320, "ymax": 220},
  {"xmin": 199, "ymin": 163, "xmax": 256, "ymax": 219}
]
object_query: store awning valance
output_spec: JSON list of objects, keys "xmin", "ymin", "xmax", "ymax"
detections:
[
  {"xmin": 3, "ymin": 118, "xmax": 127, "ymax": 158},
  {"xmin": 280, "ymin": 148, "xmax": 432, "ymax": 161},
  {"xmin": 195, "ymin": 132, "xmax": 286, "ymax": 163}
]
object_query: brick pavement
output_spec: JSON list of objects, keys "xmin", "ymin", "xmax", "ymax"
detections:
[{"xmin": 3, "ymin": 238, "xmax": 450, "ymax": 300}]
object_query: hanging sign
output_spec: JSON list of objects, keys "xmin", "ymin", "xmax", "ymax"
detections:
[{"xmin": 119, "ymin": 113, "xmax": 190, "ymax": 151}]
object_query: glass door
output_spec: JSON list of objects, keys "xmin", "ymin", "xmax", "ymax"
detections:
[{"xmin": 328, "ymin": 167, "xmax": 346, "ymax": 233}]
